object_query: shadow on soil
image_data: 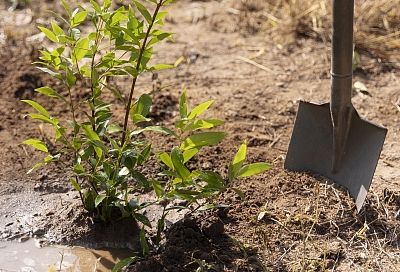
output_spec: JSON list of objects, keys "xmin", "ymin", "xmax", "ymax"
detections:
[{"xmin": 128, "ymin": 214, "xmax": 266, "ymax": 272}]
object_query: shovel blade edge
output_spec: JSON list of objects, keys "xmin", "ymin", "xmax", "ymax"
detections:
[{"xmin": 285, "ymin": 101, "xmax": 387, "ymax": 211}]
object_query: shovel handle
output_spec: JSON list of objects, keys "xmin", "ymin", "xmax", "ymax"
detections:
[
  {"xmin": 330, "ymin": 0, "xmax": 355, "ymax": 172},
  {"xmin": 331, "ymin": 0, "xmax": 354, "ymax": 109}
]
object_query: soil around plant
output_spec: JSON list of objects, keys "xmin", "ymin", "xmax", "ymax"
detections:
[{"xmin": 0, "ymin": 0, "xmax": 400, "ymax": 271}]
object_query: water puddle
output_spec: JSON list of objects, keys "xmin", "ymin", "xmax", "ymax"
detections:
[{"xmin": 0, "ymin": 239, "xmax": 134, "ymax": 271}]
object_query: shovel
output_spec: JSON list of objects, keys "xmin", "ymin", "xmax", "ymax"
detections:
[{"xmin": 284, "ymin": 0, "xmax": 387, "ymax": 211}]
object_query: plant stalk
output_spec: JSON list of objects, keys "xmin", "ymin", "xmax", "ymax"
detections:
[{"xmin": 120, "ymin": 0, "xmax": 163, "ymax": 146}]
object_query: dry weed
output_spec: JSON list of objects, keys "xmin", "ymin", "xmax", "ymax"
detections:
[{"xmin": 237, "ymin": 0, "xmax": 400, "ymax": 62}]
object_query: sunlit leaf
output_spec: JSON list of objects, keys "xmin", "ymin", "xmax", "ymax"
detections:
[
  {"xmin": 182, "ymin": 119, "xmax": 224, "ymax": 132},
  {"xmin": 180, "ymin": 132, "xmax": 226, "ymax": 150},
  {"xmin": 61, "ymin": 0, "xmax": 72, "ymax": 17},
  {"xmin": 159, "ymin": 152, "xmax": 174, "ymax": 170},
  {"xmin": 150, "ymin": 63, "xmax": 174, "ymax": 71},
  {"xmin": 133, "ymin": 0, "xmax": 152, "ymax": 24},
  {"xmin": 35, "ymin": 86, "xmax": 64, "ymax": 100},
  {"xmin": 23, "ymin": 139, "xmax": 48, "ymax": 153},
  {"xmin": 95, "ymin": 194, "xmax": 107, "ymax": 208},
  {"xmin": 22, "ymin": 100, "xmax": 50, "ymax": 117},
  {"xmin": 71, "ymin": 11, "xmax": 88, "ymax": 27},
  {"xmin": 183, "ymin": 148, "xmax": 199, "ymax": 163},
  {"xmin": 152, "ymin": 180, "xmax": 163, "ymax": 198},
  {"xmin": 188, "ymin": 100, "xmax": 214, "ymax": 119},
  {"xmin": 237, "ymin": 163, "xmax": 271, "ymax": 178},
  {"xmin": 131, "ymin": 126, "xmax": 178, "ymax": 137},
  {"xmin": 70, "ymin": 178, "xmax": 81, "ymax": 192},
  {"xmin": 228, "ymin": 141, "xmax": 247, "ymax": 181},
  {"xmin": 38, "ymin": 26, "xmax": 58, "ymax": 42},
  {"xmin": 51, "ymin": 21, "xmax": 64, "ymax": 36},
  {"xmin": 73, "ymin": 37, "xmax": 89, "ymax": 62}
]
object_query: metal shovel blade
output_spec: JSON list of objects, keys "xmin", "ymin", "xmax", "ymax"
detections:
[{"xmin": 285, "ymin": 101, "xmax": 387, "ymax": 211}]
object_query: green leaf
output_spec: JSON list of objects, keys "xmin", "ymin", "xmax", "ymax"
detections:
[
  {"xmin": 140, "ymin": 227, "xmax": 149, "ymax": 256},
  {"xmin": 61, "ymin": 0, "xmax": 72, "ymax": 17},
  {"xmin": 70, "ymin": 178, "xmax": 81, "ymax": 192},
  {"xmin": 83, "ymin": 125, "xmax": 103, "ymax": 158},
  {"xmin": 71, "ymin": 11, "xmax": 88, "ymax": 27},
  {"xmin": 35, "ymin": 86, "xmax": 64, "ymax": 100},
  {"xmin": 182, "ymin": 148, "xmax": 199, "ymax": 163},
  {"xmin": 133, "ymin": 0, "xmax": 152, "ymax": 24},
  {"xmin": 237, "ymin": 163, "xmax": 271, "ymax": 178},
  {"xmin": 188, "ymin": 100, "xmax": 214, "ymax": 119},
  {"xmin": 66, "ymin": 67, "xmax": 77, "ymax": 87},
  {"xmin": 29, "ymin": 113, "xmax": 58, "ymax": 126},
  {"xmin": 112, "ymin": 257, "xmax": 139, "ymax": 272},
  {"xmin": 95, "ymin": 194, "xmax": 107, "ymax": 208},
  {"xmin": 103, "ymin": 0, "xmax": 112, "ymax": 9},
  {"xmin": 155, "ymin": 11, "xmax": 168, "ymax": 24},
  {"xmin": 132, "ymin": 171, "xmax": 150, "ymax": 188},
  {"xmin": 133, "ymin": 93, "xmax": 152, "ymax": 116},
  {"xmin": 36, "ymin": 67, "xmax": 60, "ymax": 78},
  {"xmin": 51, "ymin": 22, "xmax": 64, "ymax": 36},
  {"xmin": 182, "ymin": 119, "xmax": 224, "ymax": 132},
  {"xmin": 22, "ymin": 100, "xmax": 50, "ymax": 117},
  {"xmin": 180, "ymin": 132, "xmax": 226, "ymax": 150},
  {"xmin": 23, "ymin": 139, "xmax": 48, "ymax": 153},
  {"xmin": 38, "ymin": 26, "xmax": 58, "ymax": 42},
  {"xmin": 170, "ymin": 148, "xmax": 191, "ymax": 181},
  {"xmin": 131, "ymin": 114, "xmax": 151, "ymax": 123},
  {"xmin": 107, "ymin": 124, "xmax": 122, "ymax": 134},
  {"xmin": 73, "ymin": 163, "xmax": 85, "ymax": 174},
  {"xmin": 179, "ymin": 90, "xmax": 188, "ymax": 119},
  {"xmin": 199, "ymin": 171, "xmax": 225, "ymax": 190},
  {"xmin": 134, "ymin": 213, "xmax": 151, "ymax": 228},
  {"xmin": 90, "ymin": 0, "xmax": 102, "ymax": 13},
  {"xmin": 83, "ymin": 190, "xmax": 96, "ymax": 211},
  {"xmin": 131, "ymin": 126, "xmax": 178, "ymax": 137},
  {"xmin": 152, "ymin": 180, "xmax": 163, "ymax": 198},
  {"xmin": 228, "ymin": 141, "xmax": 247, "ymax": 181},
  {"xmin": 27, "ymin": 155, "xmax": 56, "ymax": 174},
  {"xmin": 82, "ymin": 125, "xmax": 101, "ymax": 141},
  {"xmin": 73, "ymin": 37, "xmax": 89, "ymax": 62},
  {"xmin": 151, "ymin": 64, "xmax": 174, "ymax": 71},
  {"xmin": 159, "ymin": 152, "xmax": 174, "ymax": 170}
]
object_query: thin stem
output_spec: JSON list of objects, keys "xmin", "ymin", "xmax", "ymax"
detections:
[
  {"xmin": 120, "ymin": 0, "xmax": 163, "ymax": 146},
  {"xmin": 90, "ymin": 18, "xmax": 104, "ymax": 131},
  {"xmin": 66, "ymin": 86, "xmax": 85, "ymax": 204}
]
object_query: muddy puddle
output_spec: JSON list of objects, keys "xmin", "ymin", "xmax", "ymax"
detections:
[{"xmin": 0, "ymin": 239, "xmax": 134, "ymax": 271}]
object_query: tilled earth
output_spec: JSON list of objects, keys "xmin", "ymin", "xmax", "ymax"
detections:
[{"xmin": 0, "ymin": 0, "xmax": 399, "ymax": 271}]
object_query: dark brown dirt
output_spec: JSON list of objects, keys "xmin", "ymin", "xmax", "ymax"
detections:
[{"xmin": 0, "ymin": 0, "xmax": 399, "ymax": 271}]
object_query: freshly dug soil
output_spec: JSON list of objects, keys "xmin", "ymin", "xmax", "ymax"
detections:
[{"xmin": 0, "ymin": 0, "xmax": 399, "ymax": 271}]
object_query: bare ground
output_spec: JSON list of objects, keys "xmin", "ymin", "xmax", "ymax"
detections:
[{"xmin": 0, "ymin": 0, "xmax": 399, "ymax": 271}]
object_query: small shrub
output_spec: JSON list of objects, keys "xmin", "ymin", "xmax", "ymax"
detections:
[{"xmin": 23, "ymin": 0, "xmax": 270, "ymax": 257}]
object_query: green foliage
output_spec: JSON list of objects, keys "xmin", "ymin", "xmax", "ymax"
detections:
[{"xmin": 23, "ymin": 0, "xmax": 271, "ymax": 270}]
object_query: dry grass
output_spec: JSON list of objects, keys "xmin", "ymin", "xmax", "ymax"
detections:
[{"xmin": 238, "ymin": 0, "xmax": 400, "ymax": 62}]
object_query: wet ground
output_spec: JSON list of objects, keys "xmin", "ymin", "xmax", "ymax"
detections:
[{"xmin": 0, "ymin": 239, "xmax": 133, "ymax": 271}]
